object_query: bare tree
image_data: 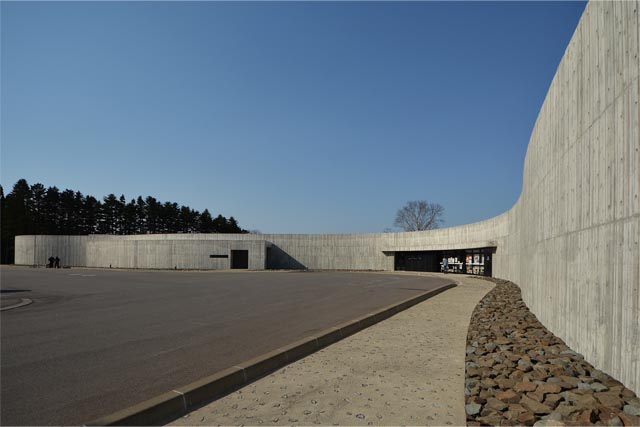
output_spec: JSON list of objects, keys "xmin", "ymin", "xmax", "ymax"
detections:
[{"xmin": 393, "ymin": 200, "xmax": 444, "ymax": 231}]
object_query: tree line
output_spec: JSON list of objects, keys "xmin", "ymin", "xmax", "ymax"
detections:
[{"xmin": 0, "ymin": 179, "xmax": 248, "ymax": 264}]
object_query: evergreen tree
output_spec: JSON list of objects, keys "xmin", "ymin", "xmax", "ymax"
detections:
[
  {"xmin": 199, "ymin": 209, "xmax": 214, "ymax": 233},
  {"xmin": 6, "ymin": 179, "xmax": 33, "ymax": 236},
  {"xmin": 161, "ymin": 202, "xmax": 180, "ymax": 233},
  {"xmin": 213, "ymin": 214, "xmax": 226, "ymax": 233},
  {"xmin": 100, "ymin": 194, "xmax": 120, "ymax": 234},
  {"xmin": 122, "ymin": 199, "xmax": 138, "ymax": 235},
  {"xmin": 60, "ymin": 189, "xmax": 77, "ymax": 234},
  {"xmin": 43, "ymin": 186, "xmax": 61, "ymax": 234},
  {"xmin": 84, "ymin": 196, "xmax": 101, "ymax": 234},
  {"xmin": 135, "ymin": 196, "xmax": 147, "ymax": 233},
  {"xmin": 145, "ymin": 196, "xmax": 160, "ymax": 234},
  {"xmin": 30, "ymin": 183, "xmax": 47, "ymax": 234},
  {"xmin": 188, "ymin": 208, "xmax": 200, "ymax": 233},
  {"xmin": 228, "ymin": 216, "xmax": 240, "ymax": 233},
  {"xmin": 179, "ymin": 206, "xmax": 192, "ymax": 233}
]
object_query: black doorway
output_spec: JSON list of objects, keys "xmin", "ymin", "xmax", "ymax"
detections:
[
  {"xmin": 485, "ymin": 252, "xmax": 492, "ymax": 277},
  {"xmin": 394, "ymin": 251, "xmax": 440, "ymax": 272},
  {"xmin": 231, "ymin": 250, "xmax": 249, "ymax": 269}
]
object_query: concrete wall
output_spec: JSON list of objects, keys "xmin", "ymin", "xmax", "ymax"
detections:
[
  {"xmin": 497, "ymin": 1, "xmax": 639, "ymax": 394},
  {"xmin": 13, "ymin": 1, "xmax": 639, "ymax": 393},
  {"xmin": 15, "ymin": 235, "xmax": 266, "ymax": 270},
  {"xmin": 15, "ymin": 216, "xmax": 506, "ymax": 272}
]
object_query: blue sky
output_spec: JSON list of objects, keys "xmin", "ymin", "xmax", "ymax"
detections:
[{"xmin": 1, "ymin": 1, "xmax": 586, "ymax": 233}]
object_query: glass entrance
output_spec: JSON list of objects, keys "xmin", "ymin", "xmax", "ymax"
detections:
[{"xmin": 394, "ymin": 247, "xmax": 496, "ymax": 276}]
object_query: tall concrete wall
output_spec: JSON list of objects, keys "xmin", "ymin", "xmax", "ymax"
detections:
[
  {"xmin": 13, "ymin": 1, "xmax": 639, "ymax": 393},
  {"xmin": 498, "ymin": 0, "xmax": 639, "ymax": 394}
]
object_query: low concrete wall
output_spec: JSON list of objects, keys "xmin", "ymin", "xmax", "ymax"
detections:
[
  {"xmin": 16, "ymin": 236, "xmax": 266, "ymax": 270},
  {"xmin": 15, "ymin": 217, "xmax": 506, "ymax": 272},
  {"xmin": 13, "ymin": 1, "xmax": 639, "ymax": 393}
]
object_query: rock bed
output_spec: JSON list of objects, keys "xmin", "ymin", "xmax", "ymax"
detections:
[{"xmin": 465, "ymin": 278, "xmax": 640, "ymax": 426}]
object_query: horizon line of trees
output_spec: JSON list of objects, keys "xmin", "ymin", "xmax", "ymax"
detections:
[{"xmin": 0, "ymin": 178, "xmax": 248, "ymax": 264}]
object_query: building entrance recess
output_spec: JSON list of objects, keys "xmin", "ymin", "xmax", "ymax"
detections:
[{"xmin": 394, "ymin": 247, "xmax": 495, "ymax": 277}]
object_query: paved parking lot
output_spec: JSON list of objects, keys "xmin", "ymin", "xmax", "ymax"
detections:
[{"xmin": 0, "ymin": 266, "xmax": 452, "ymax": 425}]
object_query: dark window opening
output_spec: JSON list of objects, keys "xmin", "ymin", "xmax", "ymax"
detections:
[
  {"xmin": 210, "ymin": 254, "xmax": 229, "ymax": 259},
  {"xmin": 394, "ymin": 247, "xmax": 496, "ymax": 277},
  {"xmin": 231, "ymin": 250, "xmax": 249, "ymax": 269}
]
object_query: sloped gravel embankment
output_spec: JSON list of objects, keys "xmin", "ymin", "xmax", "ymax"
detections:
[{"xmin": 465, "ymin": 278, "xmax": 640, "ymax": 426}]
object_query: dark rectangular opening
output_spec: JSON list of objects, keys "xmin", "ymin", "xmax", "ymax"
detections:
[
  {"xmin": 231, "ymin": 250, "xmax": 249, "ymax": 269},
  {"xmin": 394, "ymin": 251, "xmax": 439, "ymax": 272},
  {"xmin": 394, "ymin": 247, "xmax": 496, "ymax": 277},
  {"xmin": 209, "ymin": 254, "xmax": 228, "ymax": 259}
]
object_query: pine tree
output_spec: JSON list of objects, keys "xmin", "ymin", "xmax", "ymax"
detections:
[
  {"xmin": 135, "ymin": 196, "xmax": 147, "ymax": 233},
  {"xmin": 199, "ymin": 209, "xmax": 214, "ymax": 233}
]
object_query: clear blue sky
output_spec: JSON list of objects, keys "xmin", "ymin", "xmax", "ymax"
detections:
[{"xmin": 1, "ymin": 1, "xmax": 586, "ymax": 233}]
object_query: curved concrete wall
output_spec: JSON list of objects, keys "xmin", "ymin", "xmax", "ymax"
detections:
[
  {"xmin": 501, "ymin": 0, "xmax": 639, "ymax": 395},
  {"xmin": 14, "ymin": 1, "xmax": 639, "ymax": 393},
  {"xmin": 15, "ymin": 214, "xmax": 509, "ymax": 271}
]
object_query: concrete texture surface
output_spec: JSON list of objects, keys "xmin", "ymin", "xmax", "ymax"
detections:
[
  {"xmin": 168, "ymin": 274, "xmax": 494, "ymax": 427},
  {"xmin": 499, "ymin": 0, "xmax": 640, "ymax": 396},
  {"xmin": 13, "ymin": 0, "xmax": 640, "ymax": 394},
  {"xmin": 0, "ymin": 297, "xmax": 33, "ymax": 311},
  {"xmin": 0, "ymin": 297, "xmax": 21, "ymax": 309},
  {"xmin": 0, "ymin": 267, "xmax": 451, "ymax": 426}
]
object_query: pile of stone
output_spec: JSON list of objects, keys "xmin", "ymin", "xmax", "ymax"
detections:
[{"xmin": 465, "ymin": 278, "xmax": 640, "ymax": 426}]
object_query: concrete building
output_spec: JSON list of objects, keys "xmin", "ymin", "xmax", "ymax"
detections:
[{"xmin": 14, "ymin": 1, "xmax": 640, "ymax": 394}]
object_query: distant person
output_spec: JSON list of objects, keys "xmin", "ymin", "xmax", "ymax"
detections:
[
  {"xmin": 48, "ymin": 256, "xmax": 55, "ymax": 268},
  {"xmin": 443, "ymin": 257, "xmax": 448, "ymax": 274},
  {"xmin": 54, "ymin": 256, "xmax": 60, "ymax": 269}
]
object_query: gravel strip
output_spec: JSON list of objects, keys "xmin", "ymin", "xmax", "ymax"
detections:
[{"xmin": 465, "ymin": 278, "xmax": 640, "ymax": 426}]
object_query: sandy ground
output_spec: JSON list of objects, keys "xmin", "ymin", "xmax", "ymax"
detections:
[{"xmin": 170, "ymin": 274, "xmax": 494, "ymax": 426}]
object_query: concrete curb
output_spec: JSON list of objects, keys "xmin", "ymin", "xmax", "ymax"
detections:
[
  {"xmin": 0, "ymin": 298, "xmax": 33, "ymax": 312},
  {"xmin": 85, "ymin": 282, "xmax": 456, "ymax": 426}
]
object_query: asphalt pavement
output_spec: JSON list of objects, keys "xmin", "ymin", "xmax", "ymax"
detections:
[{"xmin": 0, "ymin": 266, "xmax": 452, "ymax": 426}]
